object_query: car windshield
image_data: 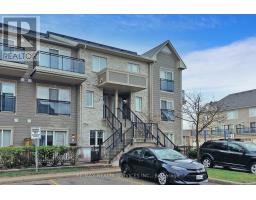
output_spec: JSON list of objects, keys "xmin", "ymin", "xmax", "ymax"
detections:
[
  {"xmin": 241, "ymin": 142, "xmax": 256, "ymax": 152},
  {"xmin": 151, "ymin": 148, "xmax": 186, "ymax": 161}
]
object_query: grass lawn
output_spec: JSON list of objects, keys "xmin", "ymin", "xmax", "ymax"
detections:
[
  {"xmin": 207, "ymin": 168, "xmax": 256, "ymax": 183},
  {"xmin": 0, "ymin": 167, "xmax": 93, "ymax": 178}
]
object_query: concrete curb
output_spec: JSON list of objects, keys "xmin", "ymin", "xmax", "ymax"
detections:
[
  {"xmin": 209, "ymin": 178, "xmax": 256, "ymax": 185},
  {"xmin": 0, "ymin": 163, "xmax": 112, "ymax": 173},
  {"xmin": 0, "ymin": 168, "xmax": 121, "ymax": 185}
]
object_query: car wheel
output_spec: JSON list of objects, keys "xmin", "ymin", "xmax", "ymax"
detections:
[
  {"xmin": 250, "ymin": 163, "xmax": 256, "ymax": 174},
  {"xmin": 202, "ymin": 157, "xmax": 213, "ymax": 168},
  {"xmin": 121, "ymin": 163, "xmax": 131, "ymax": 177},
  {"xmin": 157, "ymin": 170, "xmax": 169, "ymax": 185}
]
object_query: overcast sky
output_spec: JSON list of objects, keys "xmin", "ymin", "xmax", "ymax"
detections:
[{"xmin": 1, "ymin": 14, "xmax": 255, "ymax": 101}]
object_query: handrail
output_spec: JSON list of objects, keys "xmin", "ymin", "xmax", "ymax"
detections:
[
  {"xmin": 118, "ymin": 106, "xmax": 176, "ymax": 149},
  {"xmin": 156, "ymin": 127, "xmax": 176, "ymax": 148},
  {"xmin": 102, "ymin": 104, "xmax": 123, "ymax": 161}
]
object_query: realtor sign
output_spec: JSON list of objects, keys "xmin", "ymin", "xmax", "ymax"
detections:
[{"xmin": 31, "ymin": 127, "xmax": 41, "ymax": 140}]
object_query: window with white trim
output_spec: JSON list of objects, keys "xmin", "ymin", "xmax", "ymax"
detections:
[
  {"xmin": 160, "ymin": 100, "xmax": 175, "ymax": 121},
  {"xmin": 0, "ymin": 129, "xmax": 12, "ymax": 147},
  {"xmin": 128, "ymin": 63, "xmax": 140, "ymax": 73},
  {"xmin": 39, "ymin": 130, "xmax": 68, "ymax": 146},
  {"xmin": 0, "ymin": 81, "xmax": 16, "ymax": 112},
  {"xmin": 85, "ymin": 90, "xmax": 94, "ymax": 108},
  {"xmin": 90, "ymin": 130, "xmax": 104, "ymax": 146},
  {"xmin": 227, "ymin": 111, "xmax": 238, "ymax": 120},
  {"xmin": 135, "ymin": 96, "xmax": 142, "ymax": 112},
  {"xmin": 92, "ymin": 55, "xmax": 107, "ymax": 72},
  {"xmin": 249, "ymin": 108, "xmax": 256, "ymax": 117}
]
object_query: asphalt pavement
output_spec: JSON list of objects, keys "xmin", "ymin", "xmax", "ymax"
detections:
[{"xmin": 11, "ymin": 173, "xmax": 217, "ymax": 185}]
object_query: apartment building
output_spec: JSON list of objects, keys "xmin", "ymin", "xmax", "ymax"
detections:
[
  {"xmin": 216, "ymin": 89, "xmax": 256, "ymax": 134},
  {"xmin": 0, "ymin": 24, "xmax": 186, "ymax": 157},
  {"xmin": 183, "ymin": 89, "xmax": 256, "ymax": 146}
]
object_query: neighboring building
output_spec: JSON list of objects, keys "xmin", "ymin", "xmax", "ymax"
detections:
[
  {"xmin": 0, "ymin": 23, "xmax": 186, "ymax": 159},
  {"xmin": 215, "ymin": 89, "xmax": 256, "ymax": 135},
  {"xmin": 183, "ymin": 89, "xmax": 256, "ymax": 146}
]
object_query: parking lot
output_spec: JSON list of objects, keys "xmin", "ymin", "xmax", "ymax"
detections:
[{"xmin": 12, "ymin": 173, "xmax": 217, "ymax": 185}]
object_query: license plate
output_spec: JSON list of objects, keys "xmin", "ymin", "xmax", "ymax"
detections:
[{"xmin": 196, "ymin": 175, "xmax": 204, "ymax": 180}]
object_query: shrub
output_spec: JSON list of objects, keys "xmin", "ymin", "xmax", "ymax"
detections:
[
  {"xmin": 0, "ymin": 146, "xmax": 77, "ymax": 169},
  {"xmin": 187, "ymin": 148, "xmax": 198, "ymax": 159}
]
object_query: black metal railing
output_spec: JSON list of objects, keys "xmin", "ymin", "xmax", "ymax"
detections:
[
  {"xmin": 117, "ymin": 106, "xmax": 144, "ymax": 128},
  {"xmin": 118, "ymin": 106, "xmax": 176, "ymax": 149},
  {"xmin": 155, "ymin": 126, "xmax": 176, "ymax": 149},
  {"xmin": 0, "ymin": 43, "xmax": 25, "ymax": 64},
  {"xmin": 160, "ymin": 79, "xmax": 174, "ymax": 92},
  {"xmin": 161, "ymin": 109, "xmax": 175, "ymax": 121},
  {"xmin": 102, "ymin": 104, "xmax": 123, "ymax": 162},
  {"xmin": 0, "ymin": 94, "xmax": 16, "ymax": 112},
  {"xmin": 33, "ymin": 51, "xmax": 85, "ymax": 74},
  {"xmin": 37, "ymin": 99, "xmax": 71, "ymax": 116}
]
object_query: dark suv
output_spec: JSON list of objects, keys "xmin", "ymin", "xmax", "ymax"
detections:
[{"xmin": 199, "ymin": 140, "xmax": 256, "ymax": 174}]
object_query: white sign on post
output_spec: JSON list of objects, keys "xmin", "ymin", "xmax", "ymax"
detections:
[
  {"xmin": 31, "ymin": 127, "xmax": 41, "ymax": 172},
  {"xmin": 31, "ymin": 127, "xmax": 41, "ymax": 140}
]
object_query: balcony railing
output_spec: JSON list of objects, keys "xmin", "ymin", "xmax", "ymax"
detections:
[
  {"xmin": 0, "ymin": 43, "xmax": 25, "ymax": 64},
  {"xmin": 201, "ymin": 128, "xmax": 256, "ymax": 136},
  {"xmin": 0, "ymin": 94, "xmax": 16, "ymax": 112},
  {"xmin": 160, "ymin": 79, "xmax": 174, "ymax": 92},
  {"xmin": 161, "ymin": 109, "xmax": 175, "ymax": 121},
  {"xmin": 37, "ymin": 99, "xmax": 70, "ymax": 116},
  {"xmin": 34, "ymin": 51, "xmax": 85, "ymax": 74}
]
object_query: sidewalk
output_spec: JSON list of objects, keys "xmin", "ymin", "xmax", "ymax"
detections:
[{"xmin": 0, "ymin": 167, "xmax": 121, "ymax": 185}]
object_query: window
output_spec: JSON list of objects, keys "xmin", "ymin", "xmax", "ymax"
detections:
[
  {"xmin": 161, "ymin": 100, "xmax": 174, "ymax": 121},
  {"xmin": 135, "ymin": 96, "xmax": 142, "ymax": 112},
  {"xmin": 89, "ymin": 130, "xmax": 104, "ymax": 146},
  {"xmin": 250, "ymin": 122, "xmax": 256, "ymax": 133},
  {"xmin": 92, "ymin": 55, "xmax": 107, "ymax": 72},
  {"xmin": 39, "ymin": 130, "xmax": 67, "ymax": 146},
  {"xmin": 249, "ymin": 108, "xmax": 256, "ymax": 117},
  {"xmin": 227, "ymin": 111, "xmax": 238, "ymax": 120},
  {"xmin": 0, "ymin": 129, "xmax": 12, "ymax": 147},
  {"xmin": 142, "ymin": 149, "xmax": 154, "ymax": 158},
  {"xmin": 128, "ymin": 148, "xmax": 143, "ymax": 158},
  {"xmin": 85, "ymin": 90, "xmax": 94, "ymax": 108},
  {"xmin": 0, "ymin": 82, "xmax": 16, "ymax": 112},
  {"xmin": 49, "ymin": 49, "xmax": 60, "ymax": 69},
  {"xmin": 128, "ymin": 63, "xmax": 140, "ymax": 73},
  {"xmin": 204, "ymin": 142, "xmax": 227, "ymax": 150},
  {"xmin": 160, "ymin": 70, "xmax": 174, "ymax": 92},
  {"xmin": 37, "ymin": 86, "xmax": 71, "ymax": 116},
  {"xmin": 228, "ymin": 143, "xmax": 244, "ymax": 153}
]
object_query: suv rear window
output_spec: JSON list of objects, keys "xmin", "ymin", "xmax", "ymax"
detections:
[{"xmin": 202, "ymin": 141, "xmax": 227, "ymax": 150}]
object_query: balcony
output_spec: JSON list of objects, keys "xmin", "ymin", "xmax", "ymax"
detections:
[
  {"xmin": 97, "ymin": 68, "xmax": 147, "ymax": 92},
  {"xmin": 32, "ymin": 51, "xmax": 86, "ymax": 85},
  {"xmin": 0, "ymin": 43, "xmax": 28, "ymax": 77},
  {"xmin": 160, "ymin": 79, "xmax": 174, "ymax": 92}
]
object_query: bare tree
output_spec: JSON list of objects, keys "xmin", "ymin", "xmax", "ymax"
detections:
[{"xmin": 182, "ymin": 92, "xmax": 225, "ymax": 160}]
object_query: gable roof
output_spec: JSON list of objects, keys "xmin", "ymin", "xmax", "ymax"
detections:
[
  {"xmin": 218, "ymin": 89, "xmax": 256, "ymax": 111},
  {"xmin": 142, "ymin": 40, "xmax": 187, "ymax": 69}
]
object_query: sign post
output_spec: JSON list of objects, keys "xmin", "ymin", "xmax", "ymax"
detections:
[{"xmin": 31, "ymin": 127, "xmax": 41, "ymax": 173}]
